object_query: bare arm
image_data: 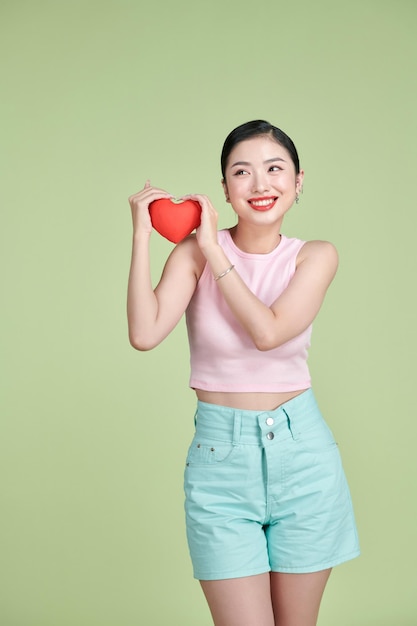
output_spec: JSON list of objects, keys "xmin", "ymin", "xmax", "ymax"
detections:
[
  {"xmin": 186, "ymin": 194, "xmax": 339, "ymax": 352},
  {"xmin": 127, "ymin": 182, "xmax": 203, "ymax": 350},
  {"xmin": 206, "ymin": 239, "xmax": 338, "ymax": 351}
]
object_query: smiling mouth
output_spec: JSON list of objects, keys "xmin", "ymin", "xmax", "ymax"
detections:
[{"xmin": 248, "ymin": 197, "xmax": 278, "ymax": 211}]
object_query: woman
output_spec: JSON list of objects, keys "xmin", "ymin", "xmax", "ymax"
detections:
[{"xmin": 127, "ymin": 120, "xmax": 360, "ymax": 626}]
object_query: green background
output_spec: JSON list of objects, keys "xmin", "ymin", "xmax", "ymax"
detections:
[{"xmin": 1, "ymin": 1, "xmax": 416, "ymax": 624}]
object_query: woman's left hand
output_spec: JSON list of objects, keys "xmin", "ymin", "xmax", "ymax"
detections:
[{"xmin": 180, "ymin": 193, "xmax": 219, "ymax": 254}]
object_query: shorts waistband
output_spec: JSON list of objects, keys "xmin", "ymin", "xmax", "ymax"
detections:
[{"xmin": 195, "ymin": 388, "xmax": 319, "ymax": 445}]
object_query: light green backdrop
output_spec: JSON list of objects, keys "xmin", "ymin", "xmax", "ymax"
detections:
[{"xmin": 1, "ymin": 1, "xmax": 416, "ymax": 624}]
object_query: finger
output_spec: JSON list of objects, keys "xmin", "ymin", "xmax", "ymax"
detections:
[
  {"xmin": 129, "ymin": 188, "xmax": 173, "ymax": 205},
  {"xmin": 179, "ymin": 193, "xmax": 207, "ymax": 208},
  {"xmin": 180, "ymin": 193, "xmax": 206, "ymax": 200}
]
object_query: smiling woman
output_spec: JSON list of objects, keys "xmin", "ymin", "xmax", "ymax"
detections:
[
  {"xmin": 127, "ymin": 120, "xmax": 360, "ymax": 626},
  {"xmin": 222, "ymin": 135, "xmax": 303, "ymax": 227}
]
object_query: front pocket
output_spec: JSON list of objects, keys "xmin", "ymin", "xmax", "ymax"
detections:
[
  {"xmin": 294, "ymin": 419, "xmax": 338, "ymax": 453},
  {"xmin": 186, "ymin": 438, "xmax": 237, "ymax": 466}
]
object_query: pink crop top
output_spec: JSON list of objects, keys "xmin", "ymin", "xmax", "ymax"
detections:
[{"xmin": 185, "ymin": 229, "xmax": 312, "ymax": 393}]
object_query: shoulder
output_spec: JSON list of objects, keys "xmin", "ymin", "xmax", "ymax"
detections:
[
  {"xmin": 297, "ymin": 239, "xmax": 338, "ymax": 264},
  {"xmin": 296, "ymin": 240, "xmax": 339, "ymax": 279},
  {"xmin": 168, "ymin": 233, "xmax": 206, "ymax": 278}
]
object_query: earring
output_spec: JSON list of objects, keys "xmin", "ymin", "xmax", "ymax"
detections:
[{"xmin": 295, "ymin": 193, "xmax": 299, "ymax": 204}]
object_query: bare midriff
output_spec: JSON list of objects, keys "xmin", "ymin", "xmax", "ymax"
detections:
[{"xmin": 195, "ymin": 388, "xmax": 309, "ymax": 412}]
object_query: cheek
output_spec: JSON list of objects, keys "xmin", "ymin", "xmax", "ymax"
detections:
[
  {"xmin": 281, "ymin": 173, "xmax": 298, "ymax": 189},
  {"xmin": 227, "ymin": 177, "xmax": 247, "ymax": 197},
  {"xmin": 228, "ymin": 187, "xmax": 244, "ymax": 203}
]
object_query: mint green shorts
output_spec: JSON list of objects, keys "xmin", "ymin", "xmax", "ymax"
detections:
[{"xmin": 184, "ymin": 389, "xmax": 360, "ymax": 580}]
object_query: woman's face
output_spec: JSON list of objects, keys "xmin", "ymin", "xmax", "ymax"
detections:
[{"xmin": 222, "ymin": 135, "xmax": 304, "ymax": 225}]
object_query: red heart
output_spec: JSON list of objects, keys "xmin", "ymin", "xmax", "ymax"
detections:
[{"xmin": 149, "ymin": 198, "xmax": 201, "ymax": 243}]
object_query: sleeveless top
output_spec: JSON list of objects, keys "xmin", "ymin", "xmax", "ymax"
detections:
[{"xmin": 185, "ymin": 229, "xmax": 312, "ymax": 392}]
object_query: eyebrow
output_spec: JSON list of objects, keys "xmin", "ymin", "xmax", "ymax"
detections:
[{"xmin": 230, "ymin": 157, "xmax": 287, "ymax": 168}]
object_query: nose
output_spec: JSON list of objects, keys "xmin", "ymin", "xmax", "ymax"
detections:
[{"xmin": 252, "ymin": 171, "xmax": 270, "ymax": 194}]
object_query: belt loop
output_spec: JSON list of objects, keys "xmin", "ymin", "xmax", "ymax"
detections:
[
  {"xmin": 232, "ymin": 410, "xmax": 242, "ymax": 445},
  {"xmin": 281, "ymin": 407, "xmax": 296, "ymax": 440}
]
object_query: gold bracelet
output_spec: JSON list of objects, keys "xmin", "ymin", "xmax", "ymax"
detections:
[{"xmin": 214, "ymin": 264, "xmax": 235, "ymax": 281}]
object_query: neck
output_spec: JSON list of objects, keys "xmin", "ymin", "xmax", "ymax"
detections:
[{"xmin": 229, "ymin": 222, "xmax": 282, "ymax": 254}]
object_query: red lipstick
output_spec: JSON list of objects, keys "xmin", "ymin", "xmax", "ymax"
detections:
[{"xmin": 248, "ymin": 196, "xmax": 278, "ymax": 211}]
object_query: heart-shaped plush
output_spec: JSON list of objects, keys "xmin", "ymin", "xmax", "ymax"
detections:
[{"xmin": 149, "ymin": 198, "xmax": 201, "ymax": 243}]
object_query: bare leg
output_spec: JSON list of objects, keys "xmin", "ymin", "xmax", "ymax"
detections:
[
  {"xmin": 200, "ymin": 573, "xmax": 275, "ymax": 626},
  {"xmin": 270, "ymin": 569, "xmax": 332, "ymax": 626}
]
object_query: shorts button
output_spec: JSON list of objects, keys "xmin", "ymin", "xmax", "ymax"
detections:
[
  {"xmin": 266, "ymin": 417, "xmax": 274, "ymax": 426},
  {"xmin": 266, "ymin": 432, "xmax": 274, "ymax": 440}
]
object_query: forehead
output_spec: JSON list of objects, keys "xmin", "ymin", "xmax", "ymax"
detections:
[{"xmin": 227, "ymin": 135, "xmax": 290, "ymax": 166}]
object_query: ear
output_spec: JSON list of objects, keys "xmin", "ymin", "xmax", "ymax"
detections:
[
  {"xmin": 295, "ymin": 170, "xmax": 305, "ymax": 195},
  {"xmin": 221, "ymin": 178, "xmax": 230, "ymax": 203}
]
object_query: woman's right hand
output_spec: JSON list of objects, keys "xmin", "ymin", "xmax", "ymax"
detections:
[{"xmin": 128, "ymin": 180, "xmax": 173, "ymax": 236}]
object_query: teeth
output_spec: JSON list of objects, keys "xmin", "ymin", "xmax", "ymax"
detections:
[{"xmin": 250, "ymin": 198, "xmax": 274, "ymax": 206}]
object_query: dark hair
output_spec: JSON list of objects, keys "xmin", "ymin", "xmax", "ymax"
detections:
[{"xmin": 221, "ymin": 120, "xmax": 300, "ymax": 178}]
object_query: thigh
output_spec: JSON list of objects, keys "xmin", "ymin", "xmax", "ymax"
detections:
[
  {"xmin": 267, "ymin": 401, "xmax": 360, "ymax": 573},
  {"xmin": 201, "ymin": 574, "xmax": 275, "ymax": 626},
  {"xmin": 270, "ymin": 569, "xmax": 331, "ymax": 626},
  {"xmin": 184, "ymin": 430, "xmax": 270, "ymax": 580}
]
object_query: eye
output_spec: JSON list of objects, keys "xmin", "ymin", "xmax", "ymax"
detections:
[
  {"xmin": 269, "ymin": 165, "xmax": 282, "ymax": 172},
  {"xmin": 234, "ymin": 169, "xmax": 249, "ymax": 176}
]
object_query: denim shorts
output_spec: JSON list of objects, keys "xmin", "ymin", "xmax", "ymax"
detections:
[{"xmin": 184, "ymin": 389, "xmax": 360, "ymax": 580}]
